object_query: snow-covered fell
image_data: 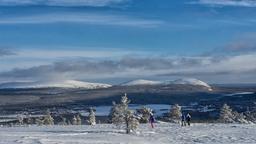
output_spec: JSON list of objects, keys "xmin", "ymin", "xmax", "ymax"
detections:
[
  {"xmin": 0, "ymin": 80, "xmax": 112, "ymax": 89},
  {"xmin": 121, "ymin": 78, "xmax": 212, "ymax": 91},
  {"xmin": 168, "ymin": 78, "xmax": 212, "ymax": 91},
  {"xmin": 167, "ymin": 78, "xmax": 211, "ymax": 88},
  {"xmin": 121, "ymin": 79, "xmax": 161, "ymax": 86}
]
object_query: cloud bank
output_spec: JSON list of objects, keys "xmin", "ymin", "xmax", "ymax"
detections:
[
  {"xmin": 0, "ymin": 0, "xmax": 128, "ymax": 7},
  {"xmin": 1, "ymin": 54, "xmax": 256, "ymax": 84}
]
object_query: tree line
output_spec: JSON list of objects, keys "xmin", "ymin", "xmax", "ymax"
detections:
[{"xmin": 7, "ymin": 93, "xmax": 256, "ymax": 134}]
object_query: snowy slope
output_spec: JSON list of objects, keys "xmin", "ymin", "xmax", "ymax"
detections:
[
  {"xmin": 0, "ymin": 123, "xmax": 256, "ymax": 144},
  {"xmin": 0, "ymin": 80, "xmax": 112, "ymax": 89},
  {"xmin": 121, "ymin": 79, "xmax": 161, "ymax": 86}
]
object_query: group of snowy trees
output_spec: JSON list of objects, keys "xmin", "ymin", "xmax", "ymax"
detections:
[
  {"xmin": 16, "ymin": 107, "xmax": 96, "ymax": 126},
  {"xmin": 12, "ymin": 93, "xmax": 256, "ymax": 133},
  {"xmin": 219, "ymin": 103, "xmax": 256, "ymax": 124},
  {"xmin": 109, "ymin": 93, "xmax": 139, "ymax": 134}
]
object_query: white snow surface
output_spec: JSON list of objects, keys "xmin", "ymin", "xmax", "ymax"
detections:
[
  {"xmin": 0, "ymin": 123, "xmax": 256, "ymax": 144},
  {"xmin": 0, "ymin": 80, "xmax": 112, "ymax": 89},
  {"xmin": 121, "ymin": 79, "xmax": 161, "ymax": 86}
]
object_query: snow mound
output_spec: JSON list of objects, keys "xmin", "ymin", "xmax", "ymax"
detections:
[
  {"xmin": 121, "ymin": 79, "xmax": 161, "ymax": 86},
  {"xmin": 0, "ymin": 80, "xmax": 112, "ymax": 89}
]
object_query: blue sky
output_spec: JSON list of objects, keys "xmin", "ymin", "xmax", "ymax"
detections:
[{"xmin": 0, "ymin": 0, "xmax": 256, "ymax": 84}]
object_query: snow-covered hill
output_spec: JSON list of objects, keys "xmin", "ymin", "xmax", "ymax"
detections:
[
  {"xmin": 121, "ymin": 79, "xmax": 161, "ymax": 86},
  {"xmin": 0, "ymin": 80, "xmax": 112, "ymax": 89},
  {"xmin": 166, "ymin": 78, "xmax": 211, "ymax": 88},
  {"xmin": 121, "ymin": 78, "xmax": 212, "ymax": 91},
  {"xmin": 0, "ymin": 78, "xmax": 212, "ymax": 91}
]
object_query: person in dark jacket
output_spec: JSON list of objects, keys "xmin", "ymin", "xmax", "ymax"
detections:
[
  {"xmin": 186, "ymin": 113, "xmax": 191, "ymax": 126},
  {"xmin": 149, "ymin": 113, "xmax": 155, "ymax": 128},
  {"xmin": 181, "ymin": 114, "xmax": 186, "ymax": 126}
]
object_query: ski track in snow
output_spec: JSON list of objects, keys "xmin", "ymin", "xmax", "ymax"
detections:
[{"xmin": 0, "ymin": 123, "xmax": 256, "ymax": 144}]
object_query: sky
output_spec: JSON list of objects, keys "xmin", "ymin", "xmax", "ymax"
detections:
[{"xmin": 0, "ymin": 0, "xmax": 256, "ymax": 84}]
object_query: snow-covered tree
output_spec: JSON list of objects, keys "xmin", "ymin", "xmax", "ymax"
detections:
[
  {"xmin": 120, "ymin": 93, "xmax": 130, "ymax": 110},
  {"xmin": 125, "ymin": 110, "xmax": 139, "ymax": 134},
  {"xmin": 168, "ymin": 104, "xmax": 182, "ymax": 123},
  {"xmin": 219, "ymin": 104, "xmax": 235, "ymax": 123},
  {"xmin": 72, "ymin": 115, "xmax": 77, "ymax": 125},
  {"xmin": 219, "ymin": 104, "xmax": 250, "ymax": 123},
  {"xmin": 76, "ymin": 114, "xmax": 82, "ymax": 125},
  {"xmin": 109, "ymin": 101, "xmax": 117, "ymax": 122},
  {"xmin": 26, "ymin": 114, "xmax": 33, "ymax": 125},
  {"xmin": 43, "ymin": 109, "xmax": 54, "ymax": 125},
  {"xmin": 233, "ymin": 111, "xmax": 249, "ymax": 124},
  {"xmin": 17, "ymin": 114, "xmax": 24, "ymax": 125},
  {"xmin": 109, "ymin": 93, "xmax": 139, "ymax": 134},
  {"xmin": 244, "ymin": 102, "xmax": 256, "ymax": 123},
  {"xmin": 110, "ymin": 102, "xmax": 124, "ymax": 127},
  {"xmin": 137, "ymin": 106, "xmax": 153, "ymax": 123},
  {"xmin": 88, "ymin": 107, "xmax": 96, "ymax": 125}
]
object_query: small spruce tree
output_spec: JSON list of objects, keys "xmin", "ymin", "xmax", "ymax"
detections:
[
  {"xmin": 76, "ymin": 114, "xmax": 82, "ymax": 125},
  {"xmin": 219, "ymin": 104, "xmax": 235, "ymax": 123},
  {"xmin": 26, "ymin": 114, "xmax": 33, "ymax": 125},
  {"xmin": 110, "ymin": 93, "xmax": 139, "ymax": 134},
  {"xmin": 88, "ymin": 107, "xmax": 96, "ymax": 125},
  {"xmin": 43, "ymin": 109, "xmax": 54, "ymax": 125},
  {"xmin": 17, "ymin": 114, "xmax": 24, "ymax": 125},
  {"xmin": 169, "ymin": 104, "xmax": 182, "ymax": 123},
  {"xmin": 72, "ymin": 115, "xmax": 77, "ymax": 125},
  {"xmin": 125, "ymin": 110, "xmax": 139, "ymax": 134}
]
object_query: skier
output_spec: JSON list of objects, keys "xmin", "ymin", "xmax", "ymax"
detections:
[
  {"xmin": 149, "ymin": 113, "xmax": 155, "ymax": 128},
  {"xmin": 181, "ymin": 114, "xmax": 186, "ymax": 126},
  {"xmin": 186, "ymin": 113, "xmax": 191, "ymax": 126}
]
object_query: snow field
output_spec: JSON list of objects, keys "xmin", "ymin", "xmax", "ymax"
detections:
[{"xmin": 0, "ymin": 123, "xmax": 256, "ymax": 144}]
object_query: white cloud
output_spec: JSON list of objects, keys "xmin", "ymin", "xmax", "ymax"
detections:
[
  {"xmin": 190, "ymin": 0, "xmax": 256, "ymax": 7},
  {"xmin": 0, "ymin": 0, "xmax": 128, "ymax": 7},
  {"xmin": 0, "ymin": 12, "xmax": 163, "ymax": 28}
]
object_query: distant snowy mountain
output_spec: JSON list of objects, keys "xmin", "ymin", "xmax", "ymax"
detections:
[
  {"xmin": 0, "ymin": 78, "xmax": 212, "ymax": 91},
  {"xmin": 121, "ymin": 78, "xmax": 212, "ymax": 91},
  {"xmin": 121, "ymin": 79, "xmax": 161, "ymax": 86},
  {"xmin": 166, "ymin": 78, "xmax": 211, "ymax": 88},
  {"xmin": 165, "ymin": 78, "xmax": 212, "ymax": 91},
  {"xmin": 0, "ymin": 80, "xmax": 112, "ymax": 89}
]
